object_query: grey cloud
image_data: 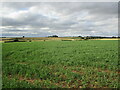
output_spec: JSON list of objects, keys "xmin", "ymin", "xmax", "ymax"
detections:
[{"xmin": 1, "ymin": 2, "xmax": 118, "ymax": 37}]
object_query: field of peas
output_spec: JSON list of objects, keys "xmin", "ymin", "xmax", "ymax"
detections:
[{"xmin": 2, "ymin": 40, "xmax": 119, "ymax": 88}]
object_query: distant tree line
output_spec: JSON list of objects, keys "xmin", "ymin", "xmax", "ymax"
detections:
[
  {"xmin": 48, "ymin": 35, "xmax": 58, "ymax": 37},
  {"xmin": 78, "ymin": 36, "xmax": 119, "ymax": 39}
]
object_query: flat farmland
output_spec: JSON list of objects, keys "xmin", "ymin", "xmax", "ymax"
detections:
[{"xmin": 2, "ymin": 40, "xmax": 119, "ymax": 88}]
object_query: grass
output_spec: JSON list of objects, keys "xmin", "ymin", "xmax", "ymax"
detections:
[{"xmin": 2, "ymin": 40, "xmax": 119, "ymax": 88}]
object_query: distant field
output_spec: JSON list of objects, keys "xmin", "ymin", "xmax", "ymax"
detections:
[
  {"xmin": 0, "ymin": 37, "xmax": 119, "ymax": 42},
  {"xmin": 2, "ymin": 40, "xmax": 119, "ymax": 88}
]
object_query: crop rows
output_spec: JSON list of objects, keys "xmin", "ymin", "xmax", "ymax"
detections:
[{"xmin": 2, "ymin": 40, "xmax": 119, "ymax": 88}]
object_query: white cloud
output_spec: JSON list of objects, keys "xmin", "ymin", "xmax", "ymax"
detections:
[
  {"xmin": 41, "ymin": 27, "xmax": 50, "ymax": 30},
  {"xmin": 1, "ymin": 2, "xmax": 118, "ymax": 37}
]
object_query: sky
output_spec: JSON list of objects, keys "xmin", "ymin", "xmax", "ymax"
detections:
[{"xmin": 0, "ymin": 2, "xmax": 118, "ymax": 37}]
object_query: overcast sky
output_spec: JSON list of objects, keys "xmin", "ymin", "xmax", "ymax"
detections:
[{"xmin": 1, "ymin": 2, "xmax": 118, "ymax": 37}]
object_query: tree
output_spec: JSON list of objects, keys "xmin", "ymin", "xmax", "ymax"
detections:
[
  {"xmin": 52, "ymin": 35, "xmax": 58, "ymax": 37},
  {"xmin": 78, "ymin": 36, "xmax": 82, "ymax": 37},
  {"xmin": 48, "ymin": 35, "xmax": 58, "ymax": 37},
  {"xmin": 13, "ymin": 38, "xmax": 19, "ymax": 42}
]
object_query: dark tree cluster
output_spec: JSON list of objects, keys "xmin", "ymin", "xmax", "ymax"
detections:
[
  {"xmin": 48, "ymin": 35, "xmax": 58, "ymax": 37},
  {"xmin": 77, "ymin": 36, "xmax": 116, "ymax": 39}
]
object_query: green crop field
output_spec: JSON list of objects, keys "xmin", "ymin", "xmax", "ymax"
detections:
[{"xmin": 2, "ymin": 40, "xmax": 119, "ymax": 88}]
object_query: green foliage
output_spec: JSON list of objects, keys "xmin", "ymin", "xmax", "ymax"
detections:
[{"xmin": 2, "ymin": 40, "xmax": 119, "ymax": 88}]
